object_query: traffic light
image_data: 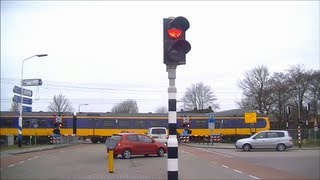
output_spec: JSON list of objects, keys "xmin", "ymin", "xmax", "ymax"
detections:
[
  {"xmin": 163, "ymin": 16, "xmax": 191, "ymax": 65},
  {"xmin": 58, "ymin": 122, "xmax": 63, "ymax": 128},
  {"xmin": 285, "ymin": 106, "xmax": 291, "ymax": 116}
]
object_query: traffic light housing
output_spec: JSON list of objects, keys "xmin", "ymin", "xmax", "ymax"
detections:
[{"xmin": 163, "ymin": 16, "xmax": 191, "ymax": 65}]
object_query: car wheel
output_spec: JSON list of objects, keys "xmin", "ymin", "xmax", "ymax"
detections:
[
  {"xmin": 157, "ymin": 148, "xmax": 165, "ymax": 157},
  {"xmin": 122, "ymin": 149, "xmax": 132, "ymax": 159},
  {"xmin": 277, "ymin": 144, "xmax": 286, "ymax": 151},
  {"xmin": 242, "ymin": 144, "xmax": 251, "ymax": 152},
  {"xmin": 144, "ymin": 154, "xmax": 149, "ymax": 157}
]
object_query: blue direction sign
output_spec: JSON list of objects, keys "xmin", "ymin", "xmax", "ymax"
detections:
[
  {"xmin": 22, "ymin": 106, "xmax": 32, "ymax": 112},
  {"xmin": 13, "ymin": 86, "xmax": 33, "ymax": 97},
  {"xmin": 209, "ymin": 114, "xmax": 215, "ymax": 123},
  {"xmin": 12, "ymin": 95, "xmax": 33, "ymax": 105},
  {"xmin": 23, "ymin": 79, "xmax": 42, "ymax": 86},
  {"xmin": 208, "ymin": 114, "xmax": 215, "ymax": 130}
]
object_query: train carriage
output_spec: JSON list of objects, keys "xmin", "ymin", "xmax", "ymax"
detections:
[{"xmin": 0, "ymin": 110, "xmax": 270, "ymax": 144}]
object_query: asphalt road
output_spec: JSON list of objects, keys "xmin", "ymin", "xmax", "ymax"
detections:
[{"xmin": 1, "ymin": 143, "xmax": 319, "ymax": 179}]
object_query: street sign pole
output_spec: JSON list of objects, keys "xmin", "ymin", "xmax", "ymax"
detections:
[{"xmin": 208, "ymin": 114, "xmax": 215, "ymax": 145}]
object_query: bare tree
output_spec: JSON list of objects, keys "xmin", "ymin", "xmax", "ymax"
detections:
[
  {"xmin": 286, "ymin": 65, "xmax": 311, "ymax": 125},
  {"xmin": 10, "ymin": 101, "xmax": 20, "ymax": 112},
  {"xmin": 306, "ymin": 70, "xmax": 320, "ymax": 116},
  {"xmin": 180, "ymin": 82, "xmax": 219, "ymax": 111},
  {"xmin": 268, "ymin": 72, "xmax": 291, "ymax": 129},
  {"xmin": 48, "ymin": 94, "xmax": 74, "ymax": 113},
  {"xmin": 111, "ymin": 99, "xmax": 139, "ymax": 113},
  {"xmin": 155, "ymin": 106, "xmax": 167, "ymax": 113},
  {"xmin": 238, "ymin": 65, "xmax": 273, "ymax": 114}
]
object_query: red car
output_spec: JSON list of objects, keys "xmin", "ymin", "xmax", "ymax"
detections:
[{"xmin": 110, "ymin": 133, "xmax": 167, "ymax": 159}]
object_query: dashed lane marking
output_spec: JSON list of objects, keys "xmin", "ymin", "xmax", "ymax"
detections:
[
  {"xmin": 234, "ymin": 169, "xmax": 243, "ymax": 174},
  {"xmin": 8, "ymin": 164, "xmax": 15, "ymax": 167},
  {"xmin": 222, "ymin": 165, "xmax": 229, "ymax": 168},
  {"xmin": 18, "ymin": 161, "xmax": 24, "ymax": 164},
  {"xmin": 196, "ymin": 148, "xmax": 234, "ymax": 158},
  {"xmin": 249, "ymin": 175, "xmax": 260, "ymax": 179}
]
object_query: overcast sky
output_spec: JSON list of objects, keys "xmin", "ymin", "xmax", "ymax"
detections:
[{"xmin": 1, "ymin": 1, "xmax": 319, "ymax": 113}]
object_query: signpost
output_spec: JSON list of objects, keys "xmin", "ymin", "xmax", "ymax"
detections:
[
  {"xmin": 105, "ymin": 138, "xmax": 117, "ymax": 173},
  {"xmin": 13, "ymin": 86, "xmax": 33, "ymax": 97},
  {"xmin": 22, "ymin": 106, "xmax": 32, "ymax": 112},
  {"xmin": 23, "ymin": 79, "xmax": 42, "ymax": 86},
  {"xmin": 13, "ymin": 95, "xmax": 33, "ymax": 105},
  {"xmin": 245, "ymin": 112, "xmax": 257, "ymax": 134},
  {"xmin": 208, "ymin": 114, "xmax": 215, "ymax": 144}
]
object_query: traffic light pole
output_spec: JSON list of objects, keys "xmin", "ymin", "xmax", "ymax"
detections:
[{"xmin": 167, "ymin": 65, "xmax": 178, "ymax": 180}]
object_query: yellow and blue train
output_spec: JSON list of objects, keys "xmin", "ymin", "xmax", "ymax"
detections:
[{"xmin": 0, "ymin": 110, "xmax": 270, "ymax": 144}]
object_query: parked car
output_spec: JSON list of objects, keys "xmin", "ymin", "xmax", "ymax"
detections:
[
  {"xmin": 235, "ymin": 130, "xmax": 294, "ymax": 151},
  {"xmin": 147, "ymin": 127, "xmax": 168, "ymax": 144},
  {"xmin": 109, "ymin": 133, "xmax": 167, "ymax": 159}
]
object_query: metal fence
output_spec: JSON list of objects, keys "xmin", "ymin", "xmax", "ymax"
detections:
[{"xmin": 287, "ymin": 129, "xmax": 320, "ymax": 146}]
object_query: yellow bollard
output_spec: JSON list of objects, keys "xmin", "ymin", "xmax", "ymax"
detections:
[{"xmin": 108, "ymin": 149, "xmax": 114, "ymax": 173}]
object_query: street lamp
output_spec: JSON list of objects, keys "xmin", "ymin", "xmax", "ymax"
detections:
[
  {"xmin": 18, "ymin": 54, "xmax": 47, "ymax": 147},
  {"xmin": 78, "ymin": 104, "xmax": 89, "ymax": 112}
]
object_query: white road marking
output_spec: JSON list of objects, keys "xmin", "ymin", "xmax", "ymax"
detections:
[
  {"xmin": 196, "ymin": 148, "xmax": 233, "ymax": 158},
  {"xmin": 222, "ymin": 165, "xmax": 229, "ymax": 168},
  {"xmin": 8, "ymin": 164, "xmax": 15, "ymax": 167},
  {"xmin": 28, "ymin": 158, "xmax": 33, "ymax": 160},
  {"xmin": 34, "ymin": 156, "xmax": 39, "ymax": 158},
  {"xmin": 18, "ymin": 161, "xmax": 24, "ymax": 164},
  {"xmin": 249, "ymin": 175, "xmax": 260, "ymax": 179},
  {"xmin": 211, "ymin": 161, "xmax": 217, "ymax": 164},
  {"xmin": 234, "ymin": 169, "xmax": 243, "ymax": 174}
]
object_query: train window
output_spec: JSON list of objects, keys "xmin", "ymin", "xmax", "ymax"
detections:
[
  {"xmin": 150, "ymin": 120, "xmax": 162, "ymax": 127},
  {"xmin": 134, "ymin": 120, "xmax": 145, "ymax": 128},
  {"xmin": 194, "ymin": 120, "xmax": 207, "ymax": 128},
  {"xmin": 118, "ymin": 120, "xmax": 130, "ymax": 128},
  {"xmin": 255, "ymin": 119, "xmax": 267, "ymax": 128},
  {"xmin": 1, "ymin": 118, "xmax": 14, "ymax": 127},
  {"xmin": 103, "ymin": 119, "xmax": 115, "ymax": 128},
  {"xmin": 23, "ymin": 120, "xmax": 30, "ymax": 128},
  {"xmin": 161, "ymin": 120, "xmax": 168, "ymax": 127}
]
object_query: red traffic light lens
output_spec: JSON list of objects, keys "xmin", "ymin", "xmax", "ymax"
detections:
[{"xmin": 167, "ymin": 28, "xmax": 182, "ymax": 39}]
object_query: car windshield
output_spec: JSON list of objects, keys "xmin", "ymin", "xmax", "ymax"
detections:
[{"xmin": 111, "ymin": 135, "xmax": 122, "ymax": 142}]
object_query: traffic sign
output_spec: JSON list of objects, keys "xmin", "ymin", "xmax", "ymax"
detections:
[
  {"xmin": 208, "ymin": 114, "xmax": 215, "ymax": 130},
  {"xmin": 23, "ymin": 79, "xmax": 42, "ymax": 86},
  {"xmin": 22, "ymin": 106, "xmax": 32, "ymax": 112},
  {"xmin": 245, "ymin": 112, "xmax": 257, "ymax": 123},
  {"xmin": 12, "ymin": 95, "xmax": 33, "ymax": 105},
  {"xmin": 13, "ymin": 86, "xmax": 33, "ymax": 97},
  {"xmin": 208, "ymin": 114, "xmax": 215, "ymax": 123}
]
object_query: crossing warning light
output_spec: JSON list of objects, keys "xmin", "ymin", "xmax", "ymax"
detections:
[{"xmin": 163, "ymin": 16, "xmax": 191, "ymax": 66}]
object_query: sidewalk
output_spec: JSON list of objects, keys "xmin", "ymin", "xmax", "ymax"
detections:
[
  {"xmin": 182, "ymin": 142, "xmax": 320, "ymax": 150},
  {"xmin": 0, "ymin": 144, "xmax": 72, "ymax": 158}
]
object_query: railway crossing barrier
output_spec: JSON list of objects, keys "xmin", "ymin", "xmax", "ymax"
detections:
[
  {"xmin": 179, "ymin": 136, "xmax": 190, "ymax": 143},
  {"xmin": 50, "ymin": 135, "xmax": 62, "ymax": 144},
  {"xmin": 210, "ymin": 135, "xmax": 221, "ymax": 142}
]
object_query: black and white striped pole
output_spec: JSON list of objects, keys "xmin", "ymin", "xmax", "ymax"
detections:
[
  {"xmin": 167, "ymin": 65, "xmax": 178, "ymax": 179},
  {"xmin": 163, "ymin": 16, "xmax": 191, "ymax": 180}
]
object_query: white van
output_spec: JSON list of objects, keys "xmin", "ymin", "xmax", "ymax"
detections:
[{"xmin": 147, "ymin": 127, "xmax": 168, "ymax": 144}]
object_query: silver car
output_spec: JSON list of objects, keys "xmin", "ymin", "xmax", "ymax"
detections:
[{"xmin": 235, "ymin": 130, "xmax": 294, "ymax": 151}]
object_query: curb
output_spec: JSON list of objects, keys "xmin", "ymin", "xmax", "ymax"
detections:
[{"xmin": 5, "ymin": 144, "xmax": 74, "ymax": 155}]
